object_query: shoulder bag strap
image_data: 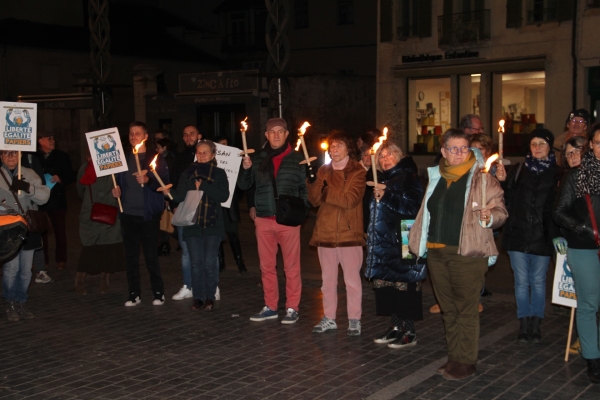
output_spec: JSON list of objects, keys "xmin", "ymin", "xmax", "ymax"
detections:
[
  {"xmin": 585, "ymin": 194, "xmax": 600, "ymax": 247},
  {"xmin": 0, "ymin": 168, "xmax": 25, "ymax": 214},
  {"xmin": 88, "ymin": 185, "xmax": 94, "ymax": 204}
]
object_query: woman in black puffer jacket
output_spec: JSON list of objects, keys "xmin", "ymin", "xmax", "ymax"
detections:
[
  {"xmin": 365, "ymin": 142, "xmax": 424, "ymax": 348},
  {"xmin": 498, "ymin": 129, "xmax": 561, "ymax": 344}
]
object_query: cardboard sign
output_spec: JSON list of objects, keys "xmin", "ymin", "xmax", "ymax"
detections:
[
  {"xmin": 551, "ymin": 253, "xmax": 577, "ymax": 308},
  {"xmin": 214, "ymin": 143, "xmax": 242, "ymax": 208},
  {"xmin": 0, "ymin": 102, "xmax": 37, "ymax": 151},
  {"xmin": 85, "ymin": 128, "xmax": 129, "ymax": 177}
]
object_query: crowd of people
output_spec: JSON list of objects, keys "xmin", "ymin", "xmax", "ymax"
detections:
[{"xmin": 3, "ymin": 109, "xmax": 600, "ymax": 384}]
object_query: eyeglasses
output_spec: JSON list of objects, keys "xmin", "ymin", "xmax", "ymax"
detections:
[
  {"xmin": 531, "ymin": 141, "xmax": 548, "ymax": 148},
  {"xmin": 378, "ymin": 152, "xmax": 395, "ymax": 160},
  {"xmin": 565, "ymin": 147, "xmax": 583, "ymax": 159},
  {"xmin": 1, "ymin": 151, "xmax": 18, "ymax": 158},
  {"xmin": 196, "ymin": 151, "xmax": 212, "ymax": 156},
  {"xmin": 592, "ymin": 141, "xmax": 600, "ymax": 147},
  {"xmin": 329, "ymin": 143, "xmax": 346, "ymax": 150},
  {"xmin": 570, "ymin": 118, "xmax": 586, "ymax": 125},
  {"xmin": 445, "ymin": 146, "xmax": 470, "ymax": 154}
]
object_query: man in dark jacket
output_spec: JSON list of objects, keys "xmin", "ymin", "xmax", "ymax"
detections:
[
  {"xmin": 238, "ymin": 117, "xmax": 310, "ymax": 324},
  {"xmin": 36, "ymin": 131, "xmax": 75, "ymax": 270},
  {"xmin": 112, "ymin": 121, "xmax": 169, "ymax": 307}
]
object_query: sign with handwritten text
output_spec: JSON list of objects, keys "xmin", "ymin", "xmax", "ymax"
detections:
[
  {"xmin": 0, "ymin": 101, "xmax": 37, "ymax": 151},
  {"xmin": 215, "ymin": 143, "xmax": 242, "ymax": 208},
  {"xmin": 85, "ymin": 128, "xmax": 129, "ymax": 177}
]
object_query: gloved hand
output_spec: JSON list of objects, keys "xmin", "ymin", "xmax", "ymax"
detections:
[
  {"xmin": 9, "ymin": 178, "xmax": 30, "ymax": 194},
  {"xmin": 553, "ymin": 237, "xmax": 568, "ymax": 255},
  {"xmin": 306, "ymin": 165, "xmax": 316, "ymax": 184}
]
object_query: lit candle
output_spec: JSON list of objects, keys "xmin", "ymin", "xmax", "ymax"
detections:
[
  {"xmin": 149, "ymin": 154, "xmax": 173, "ymax": 200},
  {"xmin": 370, "ymin": 150, "xmax": 378, "ymax": 186},
  {"xmin": 367, "ymin": 127, "xmax": 388, "ymax": 202},
  {"xmin": 498, "ymin": 119, "xmax": 505, "ymax": 165},
  {"xmin": 321, "ymin": 142, "xmax": 331, "ymax": 164},
  {"xmin": 132, "ymin": 140, "xmax": 147, "ymax": 187},
  {"xmin": 297, "ymin": 121, "xmax": 317, "ymax": 166},
  {"xmin": 239, "ymin": 117, "xmax": 254, "ymax": 156},
  {"xmin": 481, "ymin": 154, "xmax": 499, "ymax": 222}
]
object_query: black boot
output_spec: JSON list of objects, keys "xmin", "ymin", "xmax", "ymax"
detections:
[
  {"xmin": 218, "ymin": 243, "xmax": 225, "ymax": 272},
  {"xmin": 586, "ymin": 358, "xmax": 600, "ymax": 384},
  {"xmin": 530, "ymin": 316, "xmax": 542, "ymax": 343},
  {"xmin": 518, "ymin": 317, "xmax": 530, "ymax": 343},
  {"xmin": 230, "ymin": 236, "xmax": 247, "ymax": 273}
]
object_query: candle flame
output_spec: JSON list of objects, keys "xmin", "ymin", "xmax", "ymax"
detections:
[
  {"xmin": 321, "ymin": 142, "xmax": 328, "ymax": 151},
  {"xmin": 240, "ymin": 117, "xmax": 248, "ymax": 132},
  {"xmin": 498, "ymin": 119, "xmax": 505, "ymax": 133},
  {"xmin": 149, "ymin": 154, "xmax": 158, "ymax": 171},
  {"xmin": 372, "ymin": 127, "xmax": 388, "ymax": 153},
  {"xmin": 484, "ymin": 153, "xmax": 499, "ymax": 173},
  {"xmin": 295, "ymin": 139, "xmax": 302, "ymax": 151},
  {"xmin": 133, "ymin": 139, "xmax": 145, "ymax": 154},
  {"xmin": 298, "ymin": 121, "xmax": 311, "ymax": 136}
]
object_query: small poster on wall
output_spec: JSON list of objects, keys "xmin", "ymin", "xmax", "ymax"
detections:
[
  {"xmin": 0, "ymin": 102, "xmax": 38, "ymax": 151},
  {"xmin": 84, "ymin": 128, "xmax": 129, "ymax": 177}
]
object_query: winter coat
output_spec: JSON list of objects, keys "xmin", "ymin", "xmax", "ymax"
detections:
[
  {"xmin": 36, "ymin": 148, "xmax": 75, "ymax": 211},
  {"xmin": 502, "ymin": 163, "xmax": 559, "ymax": 256},
  {"xmin": 409, "ymin": 149, "xmax": 507, "ymax": 265},
  {"xmin": 365, "ymin": 156, "xmax": 424, "ymax": 282},
  {"xmin": 76, "ymin": 163, "xmax": 123, "ymax": 247},
  {"xmin": 308, "ymin": 158, "xmax": 366, "ymax": 248},
  {"xmin": 170, "ymin": 164, "xmax": 229, "ymax": 240},
  {"xmin": 553, "ymin": 168, "xmax": 600, "ymax": 250},
  {"xmin": 237, "ymin": 146, "xmax": 309, "ymax": 216}
]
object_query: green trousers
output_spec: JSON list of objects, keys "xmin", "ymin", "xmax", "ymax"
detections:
[{"xmin": 427, "ymin": 246, "xmax": 487, "ymax": 365}]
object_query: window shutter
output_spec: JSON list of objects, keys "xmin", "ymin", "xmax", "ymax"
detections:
[
  {"xmin": 506, "ymin": 0, "xmax": 522, "ymax": 28},
  {"xmin": 557, "ymin": 0, "xmax": 574, "ymax": 22},
  {"xmin": 380, "ymin": 0, "xmax": 393, "ymax": 42},
  {"xmin": 418, "ymin": 0, "xmax": 432, "ymax": 37}
]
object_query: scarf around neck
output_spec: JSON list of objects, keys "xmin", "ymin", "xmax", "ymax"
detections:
[
  {"xmin": 185, "ymin": 158, "xmax": 219, "ymax": 228},
  {"xmin": 332, "ymin": 155, "xmax": 349, "ymax": 170},
  {"xmin": 258, "ymin": 141, "xmax": 290, "ymax": 180},
  {"xmin": 576, "ymin": 150, "xmax": 600, "ymax": 197},
  {"xmin": 524, "ymin": 152, "xmax": 556, "ymax": 174},
  {"xmin": 439, "ymin": 151, "xmax": 475, "ymax": 186}
]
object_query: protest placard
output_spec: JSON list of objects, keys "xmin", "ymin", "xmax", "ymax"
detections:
[
  {"xmin": 551, "ymin": 253, "xmax": 577, "ymax": 308},
  {"xmin": 85, "ymin": 128, "xmax": 129, "ymax": 177},
  {"xmin": 215, "ymin": 143, "xmax": 242, "ymax": 208},
  {"xmin": 0, "ymin": 102, "xmax": 37, "ymax": 151}
]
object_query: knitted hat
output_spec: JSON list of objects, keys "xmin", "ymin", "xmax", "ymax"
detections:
[
  {"xmin": 565, "ymin": 108, "xmax": 590, "ymax": 126},
  {"xmin": 529, "ymin": 128, "xmax": 554, "ymax": 149},
  {"xmin": 266, "ymin": 118, "xmax": 287, "ymax": 131}
]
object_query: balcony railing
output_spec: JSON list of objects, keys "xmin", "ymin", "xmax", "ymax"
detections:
[
  {"xmin": 526, "ymin": 7, "xmax": 557, "ymax": 24},
  {"xmin": 437, "ymin": 9, "xmax": 491, "ymax": 47}
]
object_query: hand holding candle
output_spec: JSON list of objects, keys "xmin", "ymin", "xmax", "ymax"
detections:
[
  {"xmin": 239, "ymin": 117, "xmax": 255, "ymax": 157},
  {"xmin": 366, "ymin": 127, "xmax": 388, "ymax": 201},
  {"xmin": 132, "ymin": 140, "xmax": 147, "ymax": 187},
  {"xmin": 480, "ymin": 153, "xmax": 499, "ymax": 224},
  {"xmin": 149, "ymin": 154, "xmax": 173, "ymax": 200}
]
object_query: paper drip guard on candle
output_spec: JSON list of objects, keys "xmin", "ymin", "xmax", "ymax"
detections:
[
  {"xmin": 239, "ymin": 117, "xmax": 255, "ymax": 157},
  {"xmin": 149, "ymin": 154, "xmax": 173, "ymax": 199}
]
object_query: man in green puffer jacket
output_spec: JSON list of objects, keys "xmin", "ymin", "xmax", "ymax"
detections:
[{"xmin": 238, "ymin": 118, "xmax": 310, "ymax": 325}]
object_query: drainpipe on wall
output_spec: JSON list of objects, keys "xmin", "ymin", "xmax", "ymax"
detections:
[{"xmin": 571, "ymin": 0, "xmax": 578, "ymax": 110}]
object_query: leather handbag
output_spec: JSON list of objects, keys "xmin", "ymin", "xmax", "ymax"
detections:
[
  {"xmin": 271, "ymin": 178, "xmax": 306, "ymax": 227},
  {"xmin": 0, "ymin": 169, "xmax": 50, "ymax": 233},
  {"xmin": 89, "ymin": 186, "xmax": 118, "ymax": 226},
  {"xmin": 584, "ymin": 194, "xmax": 600, "ymax": 262},
  {"xmin": 160, "ymin": 208, "xmax": 175, "ymax": 233}
]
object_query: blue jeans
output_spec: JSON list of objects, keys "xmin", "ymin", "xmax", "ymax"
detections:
[
  {"xmin": 186, "ymin": 235, "xmax": 221, "ymax": 302},
  {"xmin": 2, "ymin": 250, "xmax": 35, "ymax": 303},
  {"xmin": 567, "ymin": 248, "xmax": 600, "ymax": 359},
  {"xmin": 508, "ymin": 251, "xmax": 550, "ymax": 319},
  {"xmin": 178, "ymin": 226, "xmax": 192, "ymax": 288}
]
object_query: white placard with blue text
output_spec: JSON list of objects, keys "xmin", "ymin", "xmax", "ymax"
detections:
[
  {"xmin": 0, "ymin": 101, "xmax": 37, "ymax": 151},
  {"xmin": 551, "ymin": 253, "xmax": 577, "ymax": 309},
  {"xmin": 215, "ymin": 143, "xmax": 241, "ymax": 208},
  {"xmin": 85, "ymin": 128, "xmax": 129, "ymax": 177}
]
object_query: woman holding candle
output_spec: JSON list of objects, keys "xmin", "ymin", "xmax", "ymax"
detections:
[
  {"xmin": 163, "ymin": 140, "xmax": 229, "ymax": 311},
  {"xmin": 307, "ymin": 130, "xmax": 366, "ymax": 335},
  {"xmin": 497, "ymin": 129, "xmax": 560, "ymax": 344},
  {"xmin": 553, "ymin": 123, "xmax": 600, "ymax": 383},
  {"xmin": 366, "ymin": 141, "xmax": 424, "ymax": 347},
  {"xmin": 408, "ymin": 128, "xmax": 507, "ymax": 380}
]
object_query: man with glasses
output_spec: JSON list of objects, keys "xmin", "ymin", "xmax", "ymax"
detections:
[
  {"xmin": 459, "ymin": 114, "xmax": 484, "ymax": 135},
  {"xmin": 36, "ymin": 131, "xmax": 74, "ymax": 271},
  {"xmin": 554, "ymin": 109, "xmax": 590, "ymax": 167}
]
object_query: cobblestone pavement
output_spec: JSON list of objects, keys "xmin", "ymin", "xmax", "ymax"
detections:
[{"xmin": 0, "ymin": 188, "xmax": 597, "ymax": 399}]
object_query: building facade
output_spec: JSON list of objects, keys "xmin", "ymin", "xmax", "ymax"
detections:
[{"xmin": 377, "ymin": 0, "xmax": 600, "ymax": 172}]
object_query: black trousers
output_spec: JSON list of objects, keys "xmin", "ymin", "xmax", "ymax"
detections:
[{"xmin": 120, "ymin": 213, "xmax": 164, "ymax": 296}]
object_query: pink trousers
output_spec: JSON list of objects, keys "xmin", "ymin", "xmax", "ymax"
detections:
[
  {"xmin": 255, "ymin": 217, "xmax": 302, "ymax": 311},
  {"xmin": 317, "ymin": 246, "xmax": 363, "ymax": 320}
]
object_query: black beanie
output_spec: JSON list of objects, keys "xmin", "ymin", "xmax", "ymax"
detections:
[{"xmin": 529, "ymin": 128, "xmax": 554, "ymax": 149}]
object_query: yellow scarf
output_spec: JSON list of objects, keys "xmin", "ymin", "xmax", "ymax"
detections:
[{"xmin": 439, "ymin": 151, "xmax": 475, "ymax": 187}]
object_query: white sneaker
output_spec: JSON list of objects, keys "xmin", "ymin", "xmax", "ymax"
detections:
[
  {"xmin": 35, "ymin": 271, "xmax": 53, "ymax": 283},
  {"xmin": 171, "ymin": 285, "xmax": 193, "ymax": 300},
  {"xmin": 152, "ymin": 294, "xmax": 165, "ymax": 306},
  {"xmin": 215, "ymin": 286, "xmax": 221, "ymax": 301},
  {"xmin": 125, "ymin": 295, "xmax": 141, "ymax": 307}
]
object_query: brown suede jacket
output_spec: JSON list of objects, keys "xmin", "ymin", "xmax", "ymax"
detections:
[{"xmin": 307, "ymin": 159, "xmax": 366, "ymax": 248}]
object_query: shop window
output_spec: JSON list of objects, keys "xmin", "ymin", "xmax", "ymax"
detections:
[
  {"xmin": 408, "ymin": 78, "xmax": 452, "ymax": 154},
  {"xmin": 500, "ymin": 71, "xmax": 546, "ymax": 155},
  {"xmin": 338, "ymin": 0, "xmax": 354, "ymax": 25},
  {"xmin": 294, "ymin": 0, "xmax": 309, "ymax": 29}
]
